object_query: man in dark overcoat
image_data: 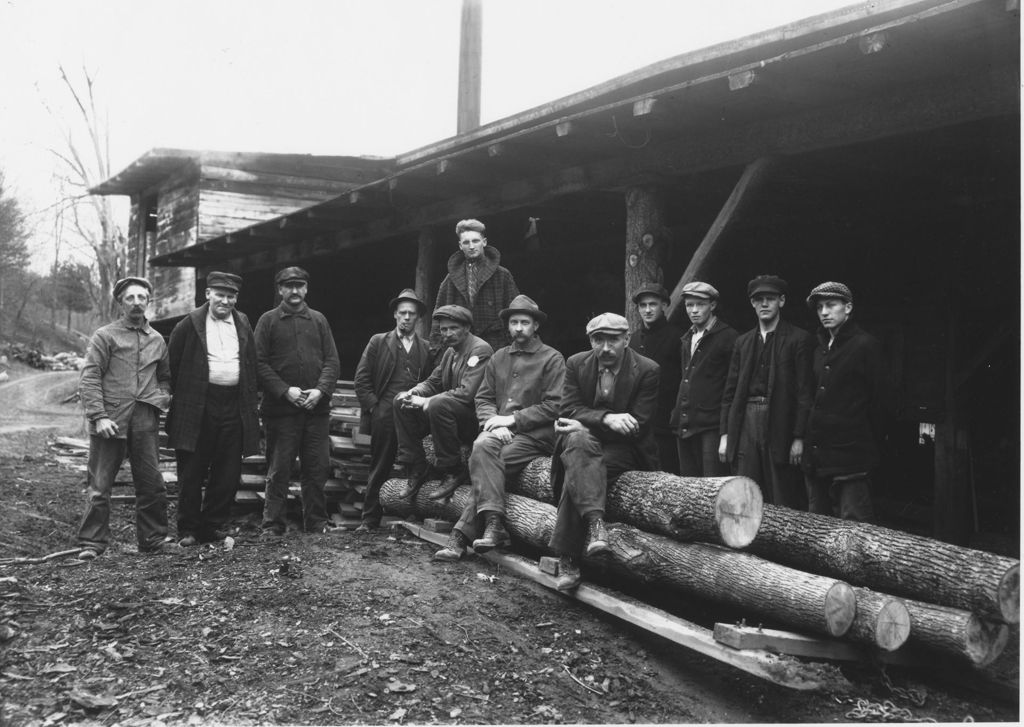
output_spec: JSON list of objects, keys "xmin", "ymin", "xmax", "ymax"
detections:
[
  {"xmin": 719, "ymin": 275, "xmax": 813, "ymax": 509},
  {"xmin": 353, "ymin": 289, "xmax": 433, "ymax": 531},
  {"xmin": 628, "ymin": 282, "xmax": 683, "ymax": 474},
  {"xmin": 672, "ymin": 281, "xmax": 737, "ymax": 477},
  {"xmin": 549, "ymin": 313, "xmax": 660, "ymax": 591},
  {"xmin": 433, "ymin": 219, "xmax": 519, "ymax": 352},
  {"xmin": 167, "ymin": 271, "xmax": 259, "ymax": 545},
  {"xmin": 802, "ymin": 281, "xmax": 895, "ymax": 521}
]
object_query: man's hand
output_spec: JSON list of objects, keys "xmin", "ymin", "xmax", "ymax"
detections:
[
  {"xmin": 718, "ymin": 434, "xmax": 729, "ymax": 463},
  {"xmin": 602, "ymin": 412, "xmax": 639, "ymax": 437},
  {"xmin": 486, "ymin": 426, "xmax": 514, "ymax": 445},
  {"xmin": 94, "ymin": 417, "xmax": 118, "ymax": 439},
  {"xmin": 554, "ymin": 417, "xmax": 586, "ymax": 435},
  {"xmin": 300, "ymin": 389, "xmax": 323, "ymax": 410},
  {"xmin": 789, "ymin": 438, "xmax": 804, "ymax": 466},
  {"xmin": 483, "ymin": 414, "xmax": 516, "ymax": 432},
  {"xmin": 285, "ymin": 387, "xmax": 305, "ymax": 405}
]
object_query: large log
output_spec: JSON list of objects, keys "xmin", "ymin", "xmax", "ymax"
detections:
[
  {"xmin": 750, "ymin": 504, "xmax": 1019, "ymax": 624},
  {"xmin": 506, "ymin": 457, "xmax": 763, "ymax": 549},
  {"xmin": 848, "ymin": 587, "xmax": 910, "ymax": 652},
  {"xmin": 902, "ymin": 599, "xmax": 1009, "ymax": 668},
  {"xmin": 380, "ymin": 479, "xmax": 855, "ymax": 639}
]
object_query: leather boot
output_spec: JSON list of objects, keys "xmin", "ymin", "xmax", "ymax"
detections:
[
  {"xmin": 472, "ymin": 513, "xmax": 511, "ymax": 553},
  {"xmin": 428, "ymin": 469, "xmax": 466, "ymax": 501},
  {"xmin": 584, "ymin": 515, "xmax": 609, "ymax": 556},
  {"xmin": 395, "ymin": 463, "xmax": 428, "ymax": 499},
  {"xmin": 554, "ymin": 555, "xmax": 581, "ymax": 591},
  {"xmin": 433, "ymin": 529, "xmax": 469, "ymax": 561}
]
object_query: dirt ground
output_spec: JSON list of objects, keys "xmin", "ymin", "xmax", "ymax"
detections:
[{"xmin": 0, "ymin": 370, "xmax": 1018, "ymax": 725}]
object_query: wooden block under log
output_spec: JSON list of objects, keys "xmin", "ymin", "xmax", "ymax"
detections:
[
  {"xmin": 423, "ymin": 518, "xmax": 453, "ymax": 534},
  {"xmin": 539, "ymin": 556, "xmax": 561, "ymax": 576},
  {"xmin": 712, "ymin": 623, "xmax": 918, "ymax": 665}
]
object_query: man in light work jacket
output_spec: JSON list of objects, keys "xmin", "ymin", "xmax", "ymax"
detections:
[
  {"xmin": 166, "ymin": 271, "xmax": 260, "ymax": 546},
  {"xmin": 673, "ymin": 281, "xmax": 737, "ymax": 477},
  {"xmin": 393, "ymin": 305, "xmax": 492, "ymax": 501},
  {"xmin": 353, "ymin": 289, "xmax": 433, "ymax": 532},
  {"xmin": 254, "ymin": 266, "xmax": 341, "ymax": 538},
  {"xmin": 719, "ymin": 275, "xmax": 813, "ymax": 508},
  {"xmin": 434, "ymin": 295, "xmax": 564, "ymax": 561},
  {"xmin": 76, "ymin": 277, "xmax": 172, "ymax": 560}
]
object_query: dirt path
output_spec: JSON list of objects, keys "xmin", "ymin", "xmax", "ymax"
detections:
[{"xmin": 0, "ymin": 370, "xmax": 82, "ymax": 435}]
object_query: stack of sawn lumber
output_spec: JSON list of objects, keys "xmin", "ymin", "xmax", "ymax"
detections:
[{"xmin": 379, "ymin": 458, "xmax": 1018, "ymax": 669}]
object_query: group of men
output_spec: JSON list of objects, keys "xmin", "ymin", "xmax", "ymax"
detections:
[{"xmin": 76, "ymin": 216, "xmax": 893, "ymax": 591}]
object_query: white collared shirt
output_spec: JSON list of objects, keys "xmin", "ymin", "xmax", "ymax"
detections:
[{"xmin": 207, "ymin": 311, "xmax": 240, "ymax": 385}]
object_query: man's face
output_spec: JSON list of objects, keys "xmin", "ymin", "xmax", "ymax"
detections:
[
  {"xmin": 278, "ymin": 280, "xmax": 308, "ymax": 308},
  {"xmin": 684, "ymin": 297, "xmax": 716, "ymax": 328},
  {"xmin": 438, "ymin": 319, "xmax": 470, "ymax": 349},
  {"xmin": 636, "ymin": 294, "xmax": 666, "ymax": 327},
  {"xmin": 507, "ymin": 313, "xmax": 539, "ymax": 345},
  {"xmin": 394, "ymin": 301, "xmax": 419, "ymax": 335},
  {"xmin": 458, "ymin": 231, "xmax": 487, "ymax": 261},
  {"xmin": 589, "ymin": 331, "xmax": 629, "ymax": 369},
  {"xmin": 750, "ymin": 293, "xmax": 784, "ymax": 325},
  {"xmin": 119, "ymin": 285, "xmax": 150, "ymax": 323},
  {"xmin": 816, "ymin": 298, "xmax": 852, "ymax": 330},
  {"xmin": 206, "ymin": 287, "xmax": 237, "ymax": 321}
]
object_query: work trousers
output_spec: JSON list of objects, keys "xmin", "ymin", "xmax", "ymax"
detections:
[
  {"xmin": 805, "ymin": 472, "xmax": 874, "ymax": 522},
  {"xmin": 263, "ymin": 412, "xmax": 330, "ymax": 533},
  {"xmin": 677, "ymin": 429, "xmax": 727, "ymax": 477},
  {"xmin": 549, "ymin": 430, "xmax": 640, "ymax": 555},
  {"xmin": 454, "ymin": 431, "xmax": 551, "ymax": 541},
  {"xmin": 735, "ymin": 400, "xmax": 806, "ymax": 510},
  {"xmin": 175, "ymin": 384, "xmax": 242, "ymax": 540},
  {"xmin": 362, "ymin": 400, "xmax": 399, "ymax": 526},
  {"xmin": 394, "ymin": 396, "xmax": 477, "ymax": 472},
  {"xmin": 77, "ymin": 403, "xmax": 168, "ymax": 553}
]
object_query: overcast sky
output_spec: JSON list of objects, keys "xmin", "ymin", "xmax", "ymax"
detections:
[{"xmin": 0, "ymin": 0, "xmax": 856, "ymax": 269}]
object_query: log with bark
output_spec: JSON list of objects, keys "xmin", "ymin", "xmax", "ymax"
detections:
[
  {"xmin": 848, "ymin": 587, "xmax": 910, "ymax": 652},
  {"xmin": 750, "ymin": 504, "xmax": 1019, "ymax": 625},
  {"xmin": 902, "ymin": 598, "xmax": 1009, "ymax": 667}
]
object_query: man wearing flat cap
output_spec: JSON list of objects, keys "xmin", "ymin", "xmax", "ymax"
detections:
[
  {"xmin": 76, "ymin": 277, "xmax": 172, "ymax": 560},
  {"xmin": 548, "ymin": 312, "xmax": 660, "ymax": 590},
  {"xmin": 166, "ymin": 272, "xmax": 259, "ymax": 546},
  {"xmin": 628, "ymin": 283, "xmax": 683, "ymax": 474},
  {"xmin": 802, "ymin": 281, "xmax": 895, "ymax": 521},
  {"xmin": 353, "ymin": 289, "xmax": 434, "ymax": 531},
  {"xmin": 672, "ymin": 281, "xmax": 737, "ymax": 477},
  {"xmin": 434, "ymin": 295, "xmax": 565, "ymax": 561},
  {"xmin": 254, "ymin": 266, "xmax": 341, "ymax": 538},
  {"xmin": 393, "ymin": 304, "xmax": 492, "ymax": 501},
  {"xmin": 719, "ymin": 275, "xmax": 813, "ymax": 509},
  {"xmin": 433, "ymin": 219, "xmax": 519, "ymax": 352}
]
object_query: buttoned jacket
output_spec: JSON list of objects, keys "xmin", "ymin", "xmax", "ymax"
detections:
[
  {"xmin": 629, "ymin": 315, "xmax": 683, "ymax": 435},
  {"xmin": 410, "ymin": 333, "xmax": 493, "ymax": 408},
  {"xmin": 672, "ymin": 318, "xmax": 738, "ymax": 437},
  {"xmin": 353, "ymin": 329, "xmax": 432, "ymax": 433}
]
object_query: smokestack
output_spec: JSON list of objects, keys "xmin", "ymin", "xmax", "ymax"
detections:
[{"xmin": 457, "ymin": 0, "xmax": 482, "ymax": 134}]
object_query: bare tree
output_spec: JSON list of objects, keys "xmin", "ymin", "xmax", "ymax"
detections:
[{"xmin": 0, "ymin": 170, "xmax": 31, "ymax": 336}]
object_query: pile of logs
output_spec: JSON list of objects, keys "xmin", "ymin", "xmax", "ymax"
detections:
[{"xmin": 380, "ymin": 457, "xmax": 1018, "ymax": 669}]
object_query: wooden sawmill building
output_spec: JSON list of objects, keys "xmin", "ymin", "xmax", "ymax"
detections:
[{"xmin": 90, "ymin": 0, "xmax": 1019, "ymax": 547}]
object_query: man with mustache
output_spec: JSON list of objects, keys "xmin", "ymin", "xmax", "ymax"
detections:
[
  {"xmin": 76, "ymin": 277, "xmax": 172, "ymax": 560},
  {"xmin": 353, "ymin": 289, "xmax": 433, "ymax": 532},
  {"xmin": 548, "ymin": 313, "xmax": 660, "ymax": 590},
  {"xmin": 166, "ymin": 272, "xmax": 259, "ymax": 546},
  {"xmin": 434, "ymin": 295, "xmax": 564, "ymax": 561},
  {"xmin": 254, "ymin": 267, "xmax": 341, "ymax": 538}
]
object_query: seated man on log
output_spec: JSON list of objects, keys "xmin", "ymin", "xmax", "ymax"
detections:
[
  {"xmin": 393, "ymin": 305, "xmax": 492, "ymax": 501},
  {"xmin": 549, "ymin": 313, "xmax": 660, "ymax": 590},
  {"xmin": 434, "ymin": 295, "xmax": 565, "ymax": 561}
]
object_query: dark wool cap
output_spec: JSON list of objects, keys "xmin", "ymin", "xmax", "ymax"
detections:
[
  {"xmin": 113, "ymin": 276, "xmax": 153, "ymax": 300},
  {"xmin": 499, "ymin": 294, "xmax": 547, "ymax": 324},
  {"xmin": 585, "ymin": 313, "xmax": 630, "ymax": 336},
  {"xmin": 747, "ymin": 275, "xmax": 787, "ymax": 298},
  {"xmin": 631, "ymin": 283, "xmax": 671, "ymax": 304},
  {"xmin": 274, "ymin": 266, "xmax": 310, "ymax": 285},
  {"xmin": 806, "ymin": 281, "xmax": 853, "ymax": 307},
  {"xmin": 389, "ymin": 288, "xmax": 428, "ymax": 314},
  {"xmin": 432, "ymin": 304, "xmax": 473, "ymax": 326},
  {"xmin": 207, "ymin": 271, "xmax": 242, "ymax": 293}
]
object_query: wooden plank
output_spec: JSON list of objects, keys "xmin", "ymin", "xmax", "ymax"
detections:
[
  {"xmin": 712, "ymin": 623, "xmax": 920, "ymax": 665},
  {"xmin": 400, "ymin": 522, "xmax": 826, "ymax": 691}
]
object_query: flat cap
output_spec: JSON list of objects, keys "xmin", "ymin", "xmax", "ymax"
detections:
[
  {"xmin": 389, "ymin": 288, "xmax": 427, "ymax": 314},
  {"xmin": 585, "ymin": 312, "xmax": 629, "ymax": 336},
  {"xmin": 112, "ymin": 276, "xmax": 152, "ymax": 300},
  {"xmin": 806, "ymin": 281, "xmax": 853, "ymax": 307},
  {"xmin": 432, "ymin": 304, "xmax": 473, "ymax": 326},
  {"xmin": 680, "ymin": 281, "xmax": 719, "ymax": 301},
  {"xmin": 274, "ymin": 266, "xmax": 310, "ymax": 285},
  {"xmin": 207, "ymin": 271, "xmax": 242, "ymax": 293},
  {"xmin": 631, "ymin": 282, "xmax": 670, "ymax": 304},
  {"xmin": 500, "ymin": 294, "xmax": 547, "ymax": 324},
  {"xmin": 747, "ymin": 275, "xmax": 787, "ymax": 298}
]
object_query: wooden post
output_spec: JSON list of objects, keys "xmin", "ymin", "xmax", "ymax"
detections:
[
  {"xmin": 934, "ymin": 304, "xmax": 970, "ymax": 544},
  {"xmin": 457, "ymin": 0, "xmax": 483, "ymax": 134},
  {"xmin": 414, "ymin": 227, "xmax": 438, "ymax": 339},
  {"xmin": 624, "ymin": 185, "xmax": 669, "ymax": 330}
]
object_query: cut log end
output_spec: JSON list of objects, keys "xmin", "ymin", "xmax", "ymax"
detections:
[
  {"xmin": 966, "ymin": 616, "xmax": 1010, "ymax": 668},
  {"xmin": 873, "ymin": 599, "xmax": 912, "ymax": 651},
  {"xmin": 824, "ymin": 582, "xmax": 856, "ymax": 637},
  {"xmin": 997, "ymin": 563, "xmax": 1019, "ymax": 624},
  {"xmin": 713, "ymin": 476, "xmax": 763, "ymax": 549}
]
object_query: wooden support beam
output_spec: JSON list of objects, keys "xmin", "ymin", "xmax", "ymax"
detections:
[
  {"xmin": 667, "ymin": 157, "xmax": 777, "ymax": 324},
  {"xmin": 415, "ymin": 227, "xmax": 438, "ymax": 338},
  {"xmin": 712, "ymin": 623, "xmax": 919, "ymax": 665},
  {"xmin": 624, "ymin": 186, "xmax": 669, "ymax": 330}
]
